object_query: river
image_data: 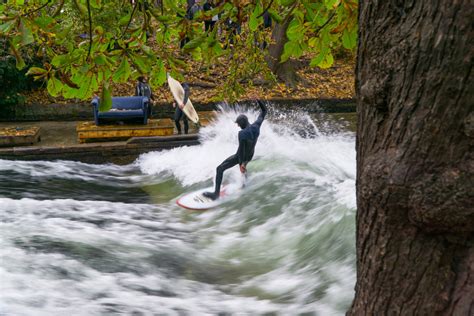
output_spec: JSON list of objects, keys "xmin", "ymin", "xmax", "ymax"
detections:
[{"xmin": 0, "ymin": 105, "xmax": 356, "ymax": 315}]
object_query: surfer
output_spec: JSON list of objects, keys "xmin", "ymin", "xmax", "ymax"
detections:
[
  {"xmin": 203, "ymin": 99, "xmax": 267, "ymax": 200},
  {"xmin": 173, "ymin": 83, "xmax": 190, "ymax": 134}
]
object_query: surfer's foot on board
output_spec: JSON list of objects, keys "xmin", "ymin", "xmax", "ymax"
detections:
[{"xmin": 203, "ymin": 191, "xmax": 219, "ymax": 200}]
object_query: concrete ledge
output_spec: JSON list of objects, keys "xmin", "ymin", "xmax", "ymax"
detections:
[{"xmin": 0, "ymin": 126, "xmax": 41, "ymax": 147}]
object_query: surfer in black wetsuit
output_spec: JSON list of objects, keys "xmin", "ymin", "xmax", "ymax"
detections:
[
  {"xmin": 173, "ymin": 83, "xmax": 190, "ymax": 134},
  {"xmin": 203, "ymin": 100, "xmax": 267, "ymax": 200}
]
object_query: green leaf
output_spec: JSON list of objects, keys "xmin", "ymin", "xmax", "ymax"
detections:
[
  {"xmin": 280, "ymin": 0, "xmax": 296, "ymax": 6},
  {"xmin": 94, "ymin": 54, "xmax": 107, "ymax": 66},
  {"xmin": 99, "ymin": 82, "xmax": 112, "ymax": 112},
  {"xmin": 311, "ymin": 51, "xmax": 334, "ymax": 68},
  {"xmin": 47, "ymin": 77, "xmax": 63, "ymax": 97},
  {"xmin": 212, "ymin": 41, "xmax": 223, "ymax": 56},
  {"xmin": 9, "ymin": 44, "xmax": 26, "ymax": 70},
  {"xmin": 16, "ymin": 0, "xmax": 25, "ymax": 5},
  {"xmin": 74, "ymin": 0, "xmax": 87, "ymax": 16},
  {"xmin": 341, "ymin": 27, "xmax": 357, "ymax": 49},
  {"xmin": 0, "ymin": 20, "xmax": 15, "ymax": 34},
  {"xmin": 90, "ymin": 0, "xmax": 102, "ymax": 9},
  {"xmin": 150, "ymin": 59, "xmax": 167, "ymax": 87},
  {"xmin": 112, "ymin": 58, "xmax": 131, "ymax": 83},
  {"xmin": 249, "ymin": 14, "xmax": 258, "ymax": 32},
  {"xmin": 119, "ymin": 14, "xmax": 131, "ymax": 26},
  {"xmin": 154, "ymin": 15, "xmax": 172, "ymax": 23},
  {"xmin": 314, "ymin": 12, "xmax": 327, "ymax": 26},
  {"xmin": 26, "ymin": 67, "xmax": 47, "ymax": 79},
  {"xmin": 182, "ymin": 36, "xmax": 205, "ymax": 50},
  {"xmin": 324, "ymin": 0, "xmax": 340, "ymax": 10},
  {"xmin": 34, "ymin": 16, "xmax": 54, "ymax": 28},
  {"xmin": 20, "ymin": 19, "xmax": 35, "ymax": 45},
  {"xmin": 51, "ymin": 55, "xmax": 68, "ymax": 67},
  {"xmin": 249, "ymin": 4, "xmax": 263, "ymax": 32},
  {"xmin": 131, "ymin": 54, "xmax": 150, "ymax": 74},
  {"xmin": 20, "ymin": 21, "xmax": 35, "ymax": 45},
  {"xmin": 319, "ymin": 52, "xmax": 334, "ymax": 69},
  {"xmin": 76, "ymin": 73, "xmax": 98, "ymax": 100},
  {"xmin": 286, "ymin": 19, "xmax": 303, "ymax": 41},
  {"xmin": 267, "ymin": 9, "xmax": 283, "ymax": 24},
  {"xmin": 281, "ymin": 40, "xmax": 303, "ymax": 62},
  {"xmin": 303, "ymin": 2, "xmax": 316, "ymax": 21}
]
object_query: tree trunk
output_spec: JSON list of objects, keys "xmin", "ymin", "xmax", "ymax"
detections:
[
  {"xmin": 350, "ymin": 1, "xmax": 473, "ymax": 315},
  {"xmin": 267, "ymin": 18, "xmax": 299, "ymax": 88}
]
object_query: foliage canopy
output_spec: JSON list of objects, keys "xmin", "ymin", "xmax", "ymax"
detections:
[{"xmin": 0, "ymin": 0, "xmax": 357, "ymax": 107}]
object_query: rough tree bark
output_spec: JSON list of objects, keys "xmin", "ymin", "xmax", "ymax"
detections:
[{"xmin": 349, "ymin": 1, "xmax": 473, "ymax": 315}]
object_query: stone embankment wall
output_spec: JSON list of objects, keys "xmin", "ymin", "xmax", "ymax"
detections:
[{"xmin": 0, "ymin": 98, "xmax": 355, "ymax": 122}]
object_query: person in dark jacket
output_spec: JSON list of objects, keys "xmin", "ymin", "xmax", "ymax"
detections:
[
  {"xmin": 203, "ymin": 0, "xmax": 217, "ymax": 32},
  {"xmin": 203, "ymin": 100, "xmax": 267, "ymax": 200},
  {"xmin": 173, "ymin": 83, "xmax": 190, "ymax": 134},
  {"xmin": 135, "ymin": 76, "xmax": 154, "ymax": 117}
]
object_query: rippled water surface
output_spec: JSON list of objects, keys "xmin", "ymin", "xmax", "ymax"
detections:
[{"xmin": 0, "ymin": 106, "xmax": 356, "ymax": 315}]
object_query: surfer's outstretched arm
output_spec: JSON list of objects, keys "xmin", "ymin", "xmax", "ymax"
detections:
[{"xmin": 254, "ymin": 100, "xmax": 267, "ymax": 127}]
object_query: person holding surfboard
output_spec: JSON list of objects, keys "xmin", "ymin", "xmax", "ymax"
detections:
[
  {"xmin": 203, "ymin": 99, "xmax": 268, "ymax": 200},
  {"xmin": 172, "ymin": 83, "xmax": 190, "ymax": 134}
]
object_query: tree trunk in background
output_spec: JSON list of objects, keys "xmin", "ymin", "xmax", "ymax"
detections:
[
  {"xmin": 267, "ymin": 18, "xmax": 299, "ymax": 88},
  {"xmin": 350, "ymin": 1, "xmax": 473, "ymax": 315}
]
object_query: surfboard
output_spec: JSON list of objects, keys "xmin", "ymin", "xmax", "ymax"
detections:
[
  {"xmin": 176, "ymin": 183, "xmax": 242, "ymax": 211},
  {"xmin": 167, "ymin": 74, "xmax": 199, "ymax": 124}
]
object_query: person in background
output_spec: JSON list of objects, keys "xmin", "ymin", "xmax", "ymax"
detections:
[
  {"xmin": 135, "ymin": 76, "xmax": 154, "ymax": 117},
  {"xmin": 203, "ymin": 0, "xmax": 218, "ymax": 32},
  {"xmin": 173, "ymin": 83, "xmax": 190, "ymax": 134},
  {"xmin": 180, "ymin": 0, "xmax": 203, "ymax": 48},
  {"xmin": 203, "ymin": 99, "xmax": 268, "ymax": 200}
]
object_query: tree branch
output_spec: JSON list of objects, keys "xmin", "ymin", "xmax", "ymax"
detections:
[
  {"xmin": 282, "ymin": 0, "xmax": 299, "ymax": 23},
  {"xmin": 86, "ymin": 0, "xmax": 93, "ymax": 60},
  {"xmin": 52, "ymin": 0, "xmax": 65, "ymax": 18},
  {"xmin": 22, "ymin": 0, "xmax": 50, "ymax": 17},
  {"xmin": 314, "ymin": 11, "xmax": 336, "ymax": 34},
  {"xmin": 256, "ymin": 0, "xmax": 274, "ymax": 19},
  {"xmin": 122, "ymin": 0, "xmax": 139, "ymax": 39}
]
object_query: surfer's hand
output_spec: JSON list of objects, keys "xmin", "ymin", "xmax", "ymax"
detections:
[
  {"xmin": 239, "ymin": 164, "xmax": 247, "ymax": 173},
  {"xmin": 172, "ymin": 102, "xmax": 176, "ymax": 108},
  {"xmin": 179, "ymin": 103, "xmax": 185, "ymax": 109}
]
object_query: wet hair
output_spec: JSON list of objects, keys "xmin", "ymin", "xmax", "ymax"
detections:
[
  {"xmin": 137, "ymin": 76, "xmax": 145, "ymax": 82},
  {"xmin": 235, "ymin": 114, "xmax": 249, "ymax": 129}
]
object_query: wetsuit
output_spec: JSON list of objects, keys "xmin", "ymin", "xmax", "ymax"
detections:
[
  {"xmin": 204, "ymin": 100, "xmax": 267, "ymax": 200},
  {"xmin": 175, "ymin": 83, "xmax": 189, "ymax": 134}
]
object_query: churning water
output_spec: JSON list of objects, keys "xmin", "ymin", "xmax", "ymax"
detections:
[{"xmin": 0, "ymin": 105, "xmax": 356, "ymax": 315}]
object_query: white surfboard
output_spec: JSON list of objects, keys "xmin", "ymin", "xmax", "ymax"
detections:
[
  {"xmin": 176, "ymin": 183, "xmax": 242, "ymax": 211},
  {"xmin": 167, "ymin": 74, "xmax": 199, "ymax": 124}
]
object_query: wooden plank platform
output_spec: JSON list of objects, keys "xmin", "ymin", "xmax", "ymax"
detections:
[
  {"xmin": 0, "ymin": 126, "xmax": 41, "ymax": 147},
  {"xmin": 77, "ymin": 119, "xmax": 174, "ymax": 143}
]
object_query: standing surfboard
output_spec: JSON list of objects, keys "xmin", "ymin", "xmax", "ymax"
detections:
[
  {"xmin": 167, "ymin": 74, "xmax": 199, "ymax": 124},
  {"xmin": 176, "ymin": 187, "xmax": 228, "ymax": 211},
  {"xmin": 176, "ymin": 182, "xmax": 244, "ymax": 211}
]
